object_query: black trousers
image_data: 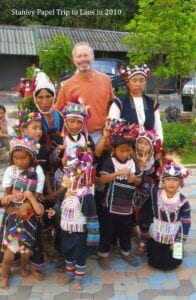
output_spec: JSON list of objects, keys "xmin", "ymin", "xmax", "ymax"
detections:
[{"xmin": 98, "ymin": 206, "xmax": 133, "ymax": 253}]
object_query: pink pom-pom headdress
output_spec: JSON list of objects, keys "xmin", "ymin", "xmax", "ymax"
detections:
[
  {"xmin": 15, "ymin": 111, "xmax": 41, "ymax": 130},
  {"xmin": 156, "ymin": 162, "xmax": 189, "ymax": 182},
  {"xmin": 106, "ymin": 118, "xmax": 135, "ymax": 146},
  {"xmin": 10, "ymin": 136, "xmax": 39, "ymax": 158}
]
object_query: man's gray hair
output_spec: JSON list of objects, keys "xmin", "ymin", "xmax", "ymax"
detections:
[{"xmin": 72, "ymin": 42, "xmax": 94, "ymax": 58}]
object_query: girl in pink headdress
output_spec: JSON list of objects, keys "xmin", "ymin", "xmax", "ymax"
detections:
[
  {"xmin": 130, "ymin": 125, "xmax": 164, "ymax": 255},
  {"xmin": 0, "ymin": 136, "xmax": 44, "ymax": 289},
  {"xmin": 147, "ymin": 163, "xmax": 191, "ymax": 270}
]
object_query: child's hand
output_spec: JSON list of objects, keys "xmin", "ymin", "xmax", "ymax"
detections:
[
  {"xmin": 138, "ymin": 151, "xmax": 150, "ymax": 169},
  {"xmin": 0, "ymin": 195, "xmax": 11, "ymax": 206},
  {"xmin": 102, "ymin": 124, "xmax": 111, "ymax": 138},
  {"xmin": 23, "ymin": 191, "xmax": 34, "ymax": 202},
  {"xmin": 127, "ymin": 173, "xmax": 141, "ymax": 185},
  {"xmin": 46, "ymin": 208, "xmax": 56, "ymax": 218},
  {"xmin": 117, "ymin": 168, "xmax": 130, "ymax": 177},
  {"xmin": 127, "ymin": 172, "xmax": 134, "ymax": 183},
  {"xmin": 62, "ymin": 175, "xmax": 72, "ymax": 189},
  {"xmin": 169, "ymin": 244, "xmax": 174, "ymax": 251},
  {"xmin": 18, "ymin": 205, "xmax": 28, "ymax": 217},
  {"xmin": 131, "ymin": 175, "xmax": 141, "ymax": 186},
  {"xmin": 56, "ymin": 145, "xmax": 65, "ymax": 155}
]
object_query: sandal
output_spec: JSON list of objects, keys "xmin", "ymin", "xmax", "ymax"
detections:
[
  {"xmin": 98, "ymin": 256, "xmax": 112, "ymax": 270},
  {"xmin": 121, "ymin": 254, "xmax": 140, "ymax": 267}
]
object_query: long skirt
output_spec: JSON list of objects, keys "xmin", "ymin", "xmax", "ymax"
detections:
[{"xmin": 147, "ymin": 238, "xmax": 182, "ymax": 270}]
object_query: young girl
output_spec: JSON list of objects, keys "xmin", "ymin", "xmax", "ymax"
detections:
[
  {"xmin": 97, "ymin": 119, "xmax": 141, "ymax": 269},
  {"xmin": 147, "ymin": 163, "xmax": 191, "ymax": 270},
  {"xmin": 0, "ymin": 105, "xmax": 15, "ymax": 150},
  {"xmin": 0, "ymin": 137, "xmax": 44, "ymax": 289},
  {"xmin": 131, "ymin": 125, "xmax": 163, "ymax": 255},
  {"xmin": 15, "ymin": 111, "xmax": 48, "ymax": 279},
  {"xmin": 2, "ymin": 136, "xmax": 45, "ymax": 196}
]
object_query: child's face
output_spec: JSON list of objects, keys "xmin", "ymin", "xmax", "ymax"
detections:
[
  {"xmin": 65, "ymin": 118, "xmax": 83, "ymax": 134},
  {"xmin": 21, "ymin": 120, "xmax": 42, "ymax": 142},
  {"xmin": 12, "ymin": 150, "xmax": 32, "ymax": 170},
  {"xmin": 113, "ymin": 144, "xmax": 134, "ymax": 162},
  {"xmin": 0, "ymin": 109, "xmax": 5, "ymax": 120},
  {"xmin": 137, "ymin": 138, "xmax": 152, "ymax": 156},
  {"xmin": 12, "ymin": 188, "xmax": 23, "ymax": 201},
  {"xmin": 163, "ymin": 178, "xmax": 181, "ymax": 196}
]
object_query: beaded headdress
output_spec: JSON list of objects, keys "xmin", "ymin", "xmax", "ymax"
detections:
[
  {"xmin": 15, "ymin": 111, "xmax": 41, "ymax": 129},
  {"xmin": 63, "ymin": 98, "xmax": 89, "ymax": 121},
  {"xmin": 63, "ymin": 98, "xmax": 90, "ymax": 135},
  {"xmin": 10, "ymin": 136, "xmax": 39, "ymax": 158},
  {"xmin": 126, "ymin": 64, "xmax": 150, "ymax": 80},
  {"xmin": 132, "ymin": 125, "xmax": 162, "ymax": 156},
  {"xmin": 106, "ymin": 118, "xmax": 134, "ymax": 146}
]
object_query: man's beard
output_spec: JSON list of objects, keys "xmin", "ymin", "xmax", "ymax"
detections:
[{"xmin": 78, "ymin": 63, "xmax": 92, "ymax": 72}]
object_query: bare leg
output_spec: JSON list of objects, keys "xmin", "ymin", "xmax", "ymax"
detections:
[
  {"xmin": 20, "ymin": 253, "xmax": 30, "ymax": 277},
  {"xmin": 0, "ymin": 248, "xmax": 15, "ymax": 289}
]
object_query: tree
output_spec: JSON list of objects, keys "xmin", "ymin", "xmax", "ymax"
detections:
[
  {"xmin": 124, "ymin": 0, "xmax": 196, "ymax": 97},
  {"xmin": 38, "ymin": 34, "xmax": 74, "ymax": 85}
]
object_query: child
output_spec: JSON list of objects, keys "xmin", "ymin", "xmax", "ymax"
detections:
[
  {"xmin": 97, "ymin": 119, "xmax": 141, "ymax": 269},
  {"xmin": 51, "ymin": 99, "xmax": 109, "ymax": 195},
  {"xmin": 131, "ymin": 125, "xmax": 163, "ymax": 255},
  {"xmin": 16, "ymin": 111, "xmax": 51, "ymax": 192},
  {"xmin": 0, "ymin": 138, "xmax": 44, "ymax": 289},
  {"xmin": 147, "ymin": 163, "xmax": 191, "ymax": 270},
  {"xmin": 0, "ymin": 105, "xmax": 14, "ymax": 150},
  {"xmin": 47, "ymin": 145, "xmax": 100, "ymax": 292},
  {"xmin": 15, "ymin": 111, "xmax": 47, "ymax": 279},
  {"xmin": 46, "ymin": 101, "xmax": 108, "ymax": 291}
]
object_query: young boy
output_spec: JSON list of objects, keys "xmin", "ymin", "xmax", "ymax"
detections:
[
  {"xmin": 47, "ymin": 100, "xmax": 109, "ymax": 291},
  {"xmin": 97, "ymin": 119, "xmax": 141, "ymax": 269}
]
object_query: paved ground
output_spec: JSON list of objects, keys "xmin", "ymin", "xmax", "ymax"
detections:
[
  {"xmin": 0, "ymin": 166, "xmax": 195, "ymax": 300},
  {"xmin": 0, "ymin": 97, "xmax": 195, "ymax": 299}
]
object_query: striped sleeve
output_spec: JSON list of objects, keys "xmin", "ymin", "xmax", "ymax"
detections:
[{"xmin": 176, "ymin": 196, "xmax": 191, "ymax": 242}]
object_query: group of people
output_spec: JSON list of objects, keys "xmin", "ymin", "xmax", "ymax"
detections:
[{"xmin": 0, "ymin": 42, "xmax": 191, "ymax": 291}]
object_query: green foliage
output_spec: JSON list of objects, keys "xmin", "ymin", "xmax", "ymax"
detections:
[
  {"xmin": 124, "ymin": 0, "xmax": 196, "ymax": 90},
  {"xmin": 38, "ymin": 34, "xmax": 73, "ymax": 84},
  {"xmin": 115, "ymin": 88, "xmax": 127, "ymax": 97},
  {"xmin": 17, "ymin": 96, "xmax": 36, "ymax": 112},
  {"xmin": 26, "ymin": 65, "xmax": 36, "ymax": 80},
  {"xmin": 181, "ymin": 150, "xmax": 196, "ymax": 164},
  {"xmin": 163, "ymin": 122, "xmax": 195, "ymax": 152}
]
